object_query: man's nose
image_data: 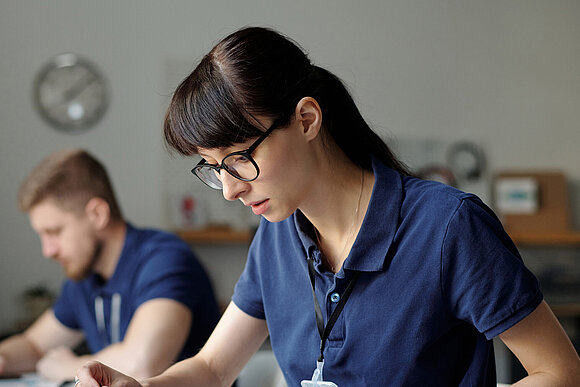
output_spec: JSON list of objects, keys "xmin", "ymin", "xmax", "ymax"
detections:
[
  {"xmin": 41, "ymin": 236, "xmax": 58, "ymax": 258},
  {"xmin": 221, "ymin": 171, "xmax": 248, "ymax": 201}
]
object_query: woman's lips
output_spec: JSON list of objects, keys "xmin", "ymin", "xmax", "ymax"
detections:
[{"xmin": 250, "ymin": 199, "xmax": 269, "ymax": 216}]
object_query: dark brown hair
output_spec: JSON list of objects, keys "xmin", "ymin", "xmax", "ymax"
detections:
[
  {"xmin": 18, "ymin": 149, "xmax": 123, "ymax": 220},
  {"xmin": 164, "ymin": 26, "xmax": 411, "ymax": 174}
]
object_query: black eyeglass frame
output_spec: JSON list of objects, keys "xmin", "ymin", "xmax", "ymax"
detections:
[{"xmin": 191, "ymin": 117, "xmax": 285, "ymax": 189}]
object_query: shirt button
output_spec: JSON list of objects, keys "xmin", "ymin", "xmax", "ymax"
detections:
[{"xmin": 330, "ymin": 292, "xmax": 340, "ymax": 303}]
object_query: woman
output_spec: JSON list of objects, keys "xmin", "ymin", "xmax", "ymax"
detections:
[{"xmin": 77, "ymin": 26, "xmax": 580, "ymax": 386}]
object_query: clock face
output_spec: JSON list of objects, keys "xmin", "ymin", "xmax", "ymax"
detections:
[
  {"xmin": 446, "ymin": 141, "xmax": 486, "ymax": 181},
  {"xmin": 34, "ymin": 53, "xmax": 109, "ymax": 132}
]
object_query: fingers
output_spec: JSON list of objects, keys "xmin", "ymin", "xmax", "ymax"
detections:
[
  {"xmin": 76, "ymin": 360, "xmax": 142, "ymax": 387},
  {"xmin": 76, "ymin": 361, "xmax": 109, "ymax": 387}
]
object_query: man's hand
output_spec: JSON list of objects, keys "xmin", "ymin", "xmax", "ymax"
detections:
[
  {"xmin": 37, "ymin": 346, "xmax": 82, "ymax": 381},
  {"xmin": 0, "ymin": 354, "xmax": 6, "ymax": 374}
]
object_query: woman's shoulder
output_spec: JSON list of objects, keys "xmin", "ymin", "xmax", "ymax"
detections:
[
  {"xmin": 397, "ymin": 175, "xmax": 498, "ymax": 229},
  {"xmin": 373, "ymin": 159, "xmax": 478, "ymax": 215},
  {"xmin": 403, "ymin": 175, "xmax": 478, "ymax": 206}
]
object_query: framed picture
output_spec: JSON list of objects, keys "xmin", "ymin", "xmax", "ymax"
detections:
[
  {"xmin": 495, "ymin": 177, "xmax": 539, "ymax": 214},
  {"xmin": 494, "ymin": 171, "xmax": 571, "ymax": 233}
]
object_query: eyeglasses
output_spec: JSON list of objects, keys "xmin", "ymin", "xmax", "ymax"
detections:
[{"xmin": 192, "ymin": 117, "xmax": 284, "ymax": 189}]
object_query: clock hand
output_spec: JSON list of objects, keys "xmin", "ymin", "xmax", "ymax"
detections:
[{"xmin": 62, "ymin": 73, "xmax": 96, "ymax": 103}]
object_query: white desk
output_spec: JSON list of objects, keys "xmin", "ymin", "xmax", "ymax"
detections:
[{"xmin": 0, "ymin": 374, "xmax": 73, "ymax": 387}]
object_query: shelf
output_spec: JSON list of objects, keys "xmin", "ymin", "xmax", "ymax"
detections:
[
  {"xmin": 175, "ymin": 225, "xmax": 253, "ymax": 244},
  {"xmin": 508, "ymin": 230, "xmax": 580, "ymax": 246},
  {"xmin": 177, "ymin": 228, "xmax": 580, "ymax": 246},
  {"xmin": 549, "ymin": 303, "xmax": 580, "ymax": 318}
]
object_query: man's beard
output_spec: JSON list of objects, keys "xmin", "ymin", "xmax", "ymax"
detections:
[{"xmin": 67, "ymin": 241, "xmax": 103, "ymax": 281}]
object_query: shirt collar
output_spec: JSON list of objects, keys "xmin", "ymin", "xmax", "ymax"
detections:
[
  {"xmin": 87, "ymin": 222, "xmax": 134, "ymax": 293},
  {"xmin": 294, "ymin": 157, "xmax": 402, "ymax": 273}
]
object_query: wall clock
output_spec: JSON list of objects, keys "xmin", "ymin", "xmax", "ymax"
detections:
[
  {"xmin": 416, "ymin": 165, "xmax": 457, "ymax": 187},
  {"xmin": 33, "ymin": 53, "xmax": 110, "ymax": 133},
  {"xmin": 446, "ymin": 141, "xmax": 486, "ymax": 181}
]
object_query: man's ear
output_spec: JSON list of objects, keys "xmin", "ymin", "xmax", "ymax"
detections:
[
  {"xmin": 84, "ymin": 197, "xmax": 110, "ymax": 230},
  {"xmin": 294, "ymin": 97, "xmax": 322, "ymax": 142}
]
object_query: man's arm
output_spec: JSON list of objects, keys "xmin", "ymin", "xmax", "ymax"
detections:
[
  {"xmin": 0, "ymin": 334, "xmax": 41, "ymax": 375},
  {"xmin": 500, "ymin": 300, "xmax": 580, "ymax": 386},
  {"xmin": 77, "ymin": 301, "xmax": 269, "ymax": 387},
  {"xmin": 38, "ymin": 298, "xmax": 192, "ymax": 381},
  {"xmin": 0, "ymin": 309, "xmax": 83, "ymax": 375}
]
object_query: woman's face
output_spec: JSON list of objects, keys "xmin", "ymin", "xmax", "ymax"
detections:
[{"xmin": 198, "ymin": 120, "xmax": 317, "ymax": 223}]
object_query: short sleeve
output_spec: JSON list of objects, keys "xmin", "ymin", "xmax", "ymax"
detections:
[
  {"xmin": 133, "ymin": 243, "xmax": 201, "ymax": 311},
  {"xmin": 441, "ymin": 197, "xmax": 542, "ymax": 339},
  {"xmin": 232, "ymin": 225, "xmax": 266, "ymax": 319}
]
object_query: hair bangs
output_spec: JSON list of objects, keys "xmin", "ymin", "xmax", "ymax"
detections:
[{"xmin": 164, "ymin": 57, "xmax": 264, "ymax": 156}]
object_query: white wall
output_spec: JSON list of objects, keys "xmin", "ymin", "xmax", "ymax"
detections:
[{"xmin": 1, "ymin": 0, "xmax": 580, "ymax": 332}]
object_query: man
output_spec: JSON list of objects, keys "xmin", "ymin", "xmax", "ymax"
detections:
[{"xmin": 0, "ymin": 149, "xmax": 220, "ymax": 381}]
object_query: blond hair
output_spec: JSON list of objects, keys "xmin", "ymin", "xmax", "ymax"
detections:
[{"xmin": 18, "ymin": 149, "xmax": 122, "ymax": 220}]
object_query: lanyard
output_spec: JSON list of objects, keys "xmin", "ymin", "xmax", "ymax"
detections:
[
  {"xmin": 95, "ymin": 293, "xmax": 122, "ymax": 346},
  {"xmin": 307, "ymin": 258, "xmax": 360, "ymax": 362}
]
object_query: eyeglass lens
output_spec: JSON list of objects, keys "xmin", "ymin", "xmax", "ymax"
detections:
[
  {"xmin": 195, "ymin": 153, "xmax": 259, "ymax": 189},
  {"xmin": 223, "ymin": 154, "xmax": 258, "ymax": 179},
  {"xmin": 194, "ymin": 167, "xmax": 222, "ymax": 189}
]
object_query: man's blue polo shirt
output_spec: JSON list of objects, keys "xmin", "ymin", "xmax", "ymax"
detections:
[
  {"xmin": 53, "ymin": 223, "xmax": 220, "ymax": 361},
  {"xmin": 232, "ymin": 159, "xmax": 542, "ymax": 386}
]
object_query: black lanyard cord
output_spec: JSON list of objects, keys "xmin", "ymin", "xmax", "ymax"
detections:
[{"xmin": 307, "ymin": 258, "xmax": 360, "ymax": 362}]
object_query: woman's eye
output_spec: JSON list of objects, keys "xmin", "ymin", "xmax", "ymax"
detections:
[
  {"xmin": 226, "ymin": 155, "xmax": 250, "ymax": 165},
  {"xmin": 203, "ymin": 158, "xmax": 219, "ymax": 166}
]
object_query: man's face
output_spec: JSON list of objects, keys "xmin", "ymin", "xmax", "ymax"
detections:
[{"xmin": 28, "ymin": 199, "xmax": 101, "ymax": 281}]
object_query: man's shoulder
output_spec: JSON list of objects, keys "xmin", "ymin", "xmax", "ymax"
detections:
[{"xmin": 120, "ymin": 224, "xmax": 199, "ymax": 275}]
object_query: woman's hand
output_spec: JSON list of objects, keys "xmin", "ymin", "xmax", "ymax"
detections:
[{"xmin": 76, "ymin": 361, "xmax": 144, "ymax": 387}]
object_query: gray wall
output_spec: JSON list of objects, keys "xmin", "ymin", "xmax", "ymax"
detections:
[{"xmin": 1, "ymin": 0, "xmax": 580, "ymax": 332}]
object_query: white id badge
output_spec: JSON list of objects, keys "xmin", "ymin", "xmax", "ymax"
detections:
[{"xmin": 300, "ymin": 360, "xmax": 338, "ymax": 387}]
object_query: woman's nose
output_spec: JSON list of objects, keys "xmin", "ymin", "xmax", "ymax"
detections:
[{"xmin": 221, "ymin": 171, "xmax": 248, "ymax": 201}]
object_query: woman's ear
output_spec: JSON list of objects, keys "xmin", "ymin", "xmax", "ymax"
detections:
[
  {"xmin": 295, "ymin": 97, "xmax": 322, "ymax": 142},
  {"xmin": 84, "ymin": 197, "xmax": 111, "ymax": 230}
]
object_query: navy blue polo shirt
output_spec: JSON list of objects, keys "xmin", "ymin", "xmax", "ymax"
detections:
[
  {"xmin": 53, "ymin": 223, "xmax": 220, "ymax": 361},
  {"xmin": 232, "ymin": 159, "xmax": 542, "ymax": 386}
]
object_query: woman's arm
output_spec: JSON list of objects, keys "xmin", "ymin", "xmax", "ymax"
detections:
[
  {"xmin": 38, "ymin": 298, "xmax": 193, "ymax": 380},
  {"xmin": 500, "ymin": 300, "xmax": 580, "ymax": 386},
  {"xmin": 77, "ymin": 302, "xmax": 269, "ymax": 387}
]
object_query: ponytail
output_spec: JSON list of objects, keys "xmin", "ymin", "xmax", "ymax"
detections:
[
  {"xmin": 164, "ymin": 27, "xmax": 412, "ymax": 176},
  {"xmin": 306, "ymin": 66, "xmax": 412, "ymax": 175}
]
